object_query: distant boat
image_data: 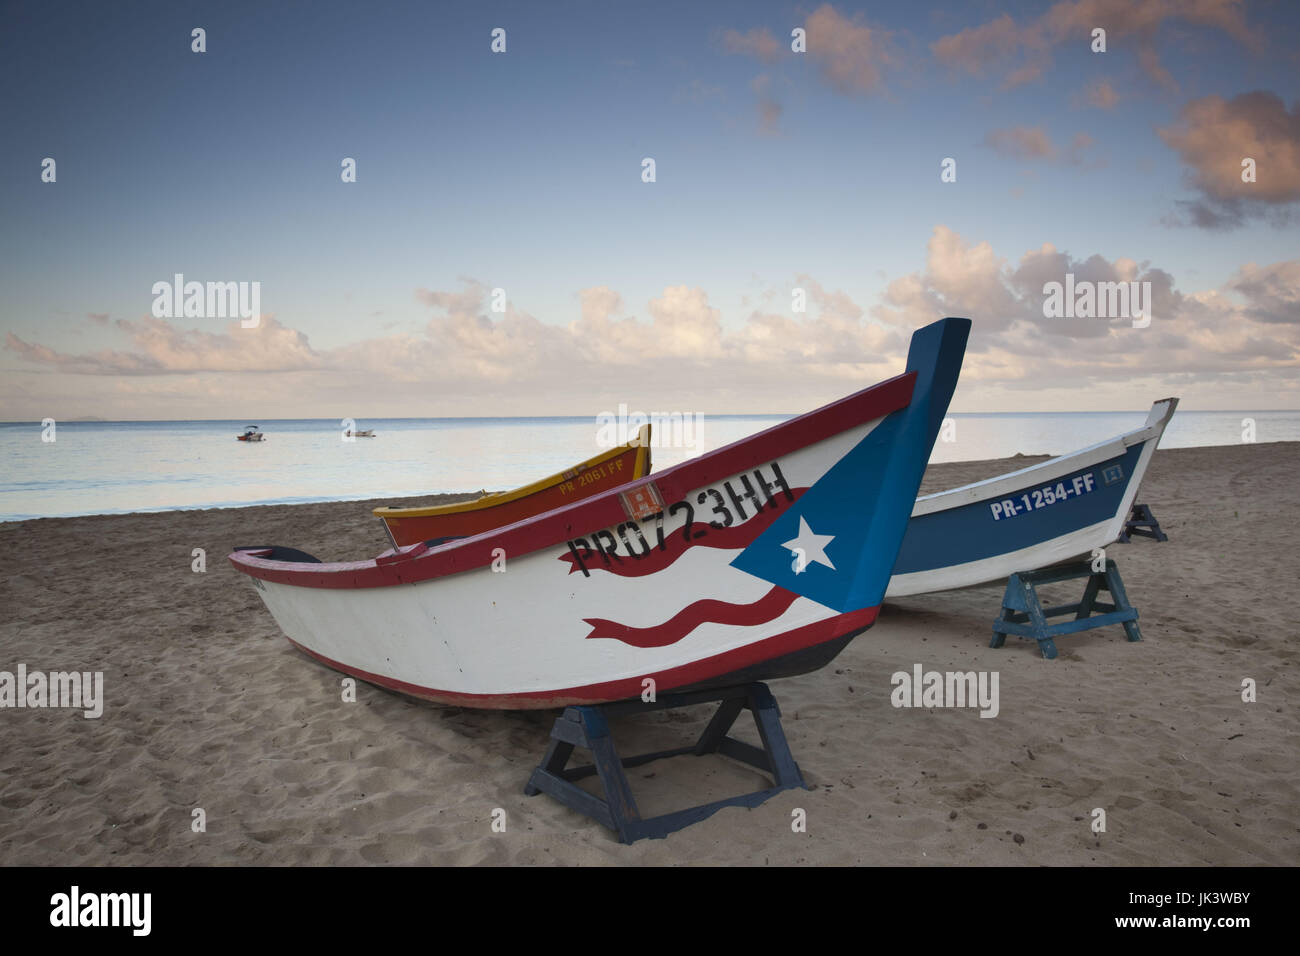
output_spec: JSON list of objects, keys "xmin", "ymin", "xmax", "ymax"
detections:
[
  {"xmin": 237, "ymin": 426, "xmax": 265, "ymax": 442},
  {"xmin": 346, "ymin": 429, "xmax": 376, "ymax": 438},
  {"xmin": 228, "ymin": 317, "xmax": 969, "ymax": 709},
  {"xmin": 374, "ymin": 426, "xmax": 652, "ymax": 547},
  {"xmin": 885, "ymin": 398, "xmax": 1178, "ymax": 597}
]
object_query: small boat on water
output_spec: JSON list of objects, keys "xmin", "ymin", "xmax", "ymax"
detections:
[
  {"xmin": 230, "ymin": 316, "xmax": 970, "ymax": 709},
  {"xmin": 347, "ymin": 429, "xmax": 376, "ymax": 438},
  {"xmin": 374, "ymin": 427, "xmax": 652, "ymax": 547},
  {"xmin": 885, "ymin": 398, "xmax": 1178, "ymax": 597},
  {"xmin": 237, "ymin": 426, "xmax": 265, "ymax": 442}
]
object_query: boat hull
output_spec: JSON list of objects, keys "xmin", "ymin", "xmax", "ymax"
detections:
[
  {"xmin": 280, "ymin": 610, "xmax": 879, "ymax": 709},
  {"xmin": 244, "ymin": 420, "xmax": 888, "ymax": 707},
  {"xmin": 231, "ymin": 318, "xmax": 971, "ymax": 708},
  {"xmin": 885, "ymin": 398, "xmax": 1177, "ymax": 597}
]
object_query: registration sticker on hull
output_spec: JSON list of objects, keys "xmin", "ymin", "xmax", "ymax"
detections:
[{"xmin": 620, "ymin": 481, "xmax": 665, "ymax": 521}]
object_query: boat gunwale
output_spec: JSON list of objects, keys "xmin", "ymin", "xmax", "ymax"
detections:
[
  {"xmin": 372, "ymin": 424, "xmax": 651, "ymax": 519},
  {"xmin": 910, "ymin": 398, "xmax": 1177, "ymax": 517},
  {"xmin": 229, "ymin": 370, "xmax": 918, "ymax": 590}
]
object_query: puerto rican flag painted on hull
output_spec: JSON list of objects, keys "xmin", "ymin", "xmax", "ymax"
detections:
[{"xmin": 230, "ymin": 317, "xmax": 971, "ymax": 708}]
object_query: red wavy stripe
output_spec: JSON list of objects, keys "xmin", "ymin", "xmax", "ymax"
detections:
[
  {"xmin": 561, "ymin": 488, "xmax": 807, "ymax": 578},
  {"xmin": 583, "ymin": 585, "xmax": 800, "ymax": 648}
]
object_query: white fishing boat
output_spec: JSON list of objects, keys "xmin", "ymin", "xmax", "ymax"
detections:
[{"xmin": 229, "ymin": 318, "xmax": 971, "ymax": 709}]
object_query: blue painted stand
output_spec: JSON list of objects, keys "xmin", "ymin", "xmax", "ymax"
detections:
[
  {"xmin": 990, "ymin": 559, "xmax": 1141, "ymax": 660},
  {"xmin": 524, "ymin": 682, "xmax": 807, "ymax": 843},
  {"xmin": 1118, "ymin": 502, "xmax": 1168, "ymax": 543}
]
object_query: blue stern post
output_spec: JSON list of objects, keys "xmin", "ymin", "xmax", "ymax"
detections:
[{"xmin": 730, "ymin": 316, "xmax": 971, "ymax": 613}]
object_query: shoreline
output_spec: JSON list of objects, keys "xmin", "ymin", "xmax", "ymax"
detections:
[{"xmin": 5, "ymin": 439, "xmax": 1297, "ymax": 528}]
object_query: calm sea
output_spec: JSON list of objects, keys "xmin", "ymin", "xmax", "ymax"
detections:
[{"xmin": 1, "ymin": 410, "xmax": 1296, "ymax": 523}]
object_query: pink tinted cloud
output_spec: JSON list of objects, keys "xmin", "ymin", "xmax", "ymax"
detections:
[
  {"xmin": 7, "ymin": 241, "xmax": 1299, "ymax": 417},
  {"xmin": 1159, "ymin": 91, "xmax": 1300, "ymax": 228},
  {"xmin": 721, "ymin": 27, "xmax": 781, "ymax": 63},
  {"xmin": 933, "ymin": 0, "xmax": 1259, "ymax": 91},
  {"xmin": 804, "ymin": 4, "xmax": 893, "ymax": 95},
  {"xmin": 1084, "ymin": 79, "xmax": 1119, "ymax": 109}
]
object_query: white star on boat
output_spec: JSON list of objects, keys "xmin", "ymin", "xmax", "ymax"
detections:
[{"xmin": 782, "ymin": 517, "xmax": 836, "ymax": 574}]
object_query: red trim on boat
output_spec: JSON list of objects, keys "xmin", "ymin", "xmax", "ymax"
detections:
[
  {"xmin": 282, "ymin": 604, "xmax": 879, "ymax": 709},
  {"xmin": 228, "ymin": 371, "xmax": 916, "ymax": 590},
  {"xmin": 582, "ymin": 584, "xmax": 800, "ymax": 647}
]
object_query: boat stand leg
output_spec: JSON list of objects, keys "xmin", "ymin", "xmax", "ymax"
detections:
[
  {"xmin": 1023, "ymin": 579, "xmax": 1056, "ymax": 660},
  {"xmin": 585, "ymin": 710, "xmax": 642, "ymax": 842},
  {"xmin": 523, "ymin": 736, "xmax": 575, "ymax": 795},
  {"xmin": 1118, "ymin": 502, "xmax": 1168, "ymax": 543},
  {"xmin": 524, "ymin": 682, "xmax": 807, "ymax": 843},
  {"xmin": 991, "ymin": 573, "xmax": 1056, "ymax": 658},
  {"xmin": 694, "ymin": 695, "xmax": 747, "ymax": 755},
  {"xmin": 1075, "ymin": 573, "xmax": 1102, "ymax": 620},
  {"xmin": 990, "ymin": 574, "xmax": 1020, "ymax": 650},
  {"xmin": 745, "ymin": 683, "xmax": 803, "ymax": 787},
  {"xmin": 1104, "ymin": 562, "xmax": 1143, "ymax": 642}
]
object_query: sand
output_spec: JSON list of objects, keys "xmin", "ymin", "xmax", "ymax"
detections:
[{"xmin": 1, "ymin": 443, "xmax": 1296, "ymax": 865}]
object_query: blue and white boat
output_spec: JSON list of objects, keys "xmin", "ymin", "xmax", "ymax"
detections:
[{"xmin": 885, "ymin": 398, "xmax": 1178, "ymax": 598}]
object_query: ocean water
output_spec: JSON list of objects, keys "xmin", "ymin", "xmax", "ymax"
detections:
[{"xmin": 1, "ymin": 410, "xmax": 1296, "ymax": 523}]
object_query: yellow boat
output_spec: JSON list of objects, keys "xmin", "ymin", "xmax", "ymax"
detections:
[{"xmin": 376, "ymin": 425, "xmax": 651, "ymax": 546}]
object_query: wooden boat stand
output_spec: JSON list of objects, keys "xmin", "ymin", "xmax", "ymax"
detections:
[
  {"xmin": 990, "ymin": 559, "xmax": 1141, "ymax": 660},
  {"xmin": 524, "ymin": 682, "xmax": 806, "ymax": 843},
  {"xmin": 1118, "ymin": 502, "xmax": 1168, "ymax": 543}
]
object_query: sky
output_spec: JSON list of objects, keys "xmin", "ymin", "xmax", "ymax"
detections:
[{"xmin": 1, "ymin": 0, "xmax": 1298, "ymax": 419}]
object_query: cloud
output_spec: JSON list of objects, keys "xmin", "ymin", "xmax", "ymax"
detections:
[
  {"xmin": 720, "ymin": 6, "xmax": 891, "ymax": 134},
  {"xmin": 876, "ymin": 227, "xmax": 1024, "ymax": 337},
  {"xmin": 932, "ymin": 0, "xmax": 1259, "ymax": 92},
  {"xmin": 752, "ymin": 74, "xmax": 783, "ymax": 134},
  {"xmin": 4, "ymin": 278, "xmax": 918, "ymax": 417},
  {"xmin": 86, "ymin": 312, "xmax": 109, "ymax": 325},
  {"xmin": 873, "ymin": 226, "xmax": 1300, "ymax": 392},
  {"xmin": 932, "ymin": 14, "xmax": 1023, "ymax": 81},
  {"xmin": 721, "ymin": 5, "xmax": 893, "ymax": 134},
  {"xmin": 721, "ymin": 27, "xmax": 780, "ymax": 63},
  {"xmin": 1230, "ymin": 261, "xmax": 1300, "ymax": 324},
  {"xmin": 723, "ymin": 6, "xmax": 893, "ymax": 97},
  {"xmin": 8, "ymin": 240, "xmax": 1299, "ymax": 417},
  {"xmin": 415, "ymin": 281, "xmax": 486, "ymax": 315},
  {"xmin": 1083, "ymin": 79, "xmax": 1119, "ymax": 109},
  {"xmin": 6, "ymin": 316, "xmax": 318, "ymax": 375},
  {"xmin": 1159, "ymin": 91, "xmax": 1300, "ymax": 228},
  {"xmin": 983, "ymin": 127, "xmax": 1099, "ymax": 165},
  {"xmin": 984, "ymin": 126, "xmax": 1056, "ymax": 160},
  {"xmin": 804, "ymin": 4, "xmax": 892, "ymax": 96}
]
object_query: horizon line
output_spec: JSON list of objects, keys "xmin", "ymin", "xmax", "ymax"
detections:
[{"xmin": 4, "ymin": 408, "xmax": 1300, "ymax": 425}]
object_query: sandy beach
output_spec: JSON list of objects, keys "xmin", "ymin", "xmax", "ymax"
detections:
[{"xmin": 1, "ymin": 442, "xmax": 1296, "ymax": 866}]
